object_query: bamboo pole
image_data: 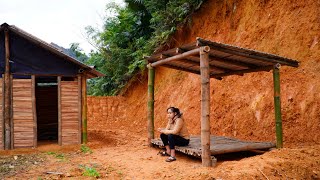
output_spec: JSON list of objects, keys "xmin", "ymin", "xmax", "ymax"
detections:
[
  {"xmin": 151, "ymin": 48, "xmax": 200, "ymax": 67},
  {"xmin": 273, "ymin": 63, "xmax": 283, "ymax": 148},
  {"xmin": 4, "ymin": 28, "xmax": 12, "ymax": 150},
  {"xmin": 57, "ymin": 76, "xmax": 62, "ymax": 145},
  {"xmin": 147, "ymin": 64, "xmax": 155, "ymax": 146},
  {"xmin": 200, "ymin": 46, "xmax": 212, "ymax": 167},
  {"xmin": 32, "ymin": 75, "xmax": 37, "ymax": 148},
  {"xmin": 81, "ymin": 74, "xmax": 87, "ymax": 144}
]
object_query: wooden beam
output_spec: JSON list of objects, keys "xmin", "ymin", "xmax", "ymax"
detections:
[
  {"xmin": 11, "ymin": 73, "xmax": 79, "ymax": 77},
  {"xmin": 10, "ymin": 75, "xmax": 13, "ymax": 149},
  {"xmin": 4, "ymin": 28, "xmax": 12, "ymax": 150},
  {"xmin": 162, "ymin": 64, "xmax": 200, "ymax": 75},
  {"xmin": 200, "ymin": 46, "xmax": 213, "ymax": 167},
  {"xmin": 209, "ymin": 54, "xmax": 256, "ymax": 69},
  {"xmin": 147, "ymin": 64, "xmax": 155, "ymax": 146},
  {"xmin": 180, "ymin": 54, "xmax": 242, "ymax": 72},
  {"xmin": 151, "ymin": 48, "xmax": 201, "ymax": 67},
  {"xmin": 78, "ymin": 75, "xmax": 82, "ymax": 144},
  {"xmin": 81, "ymin": 74, "xmax": 88, "ymax": 144},
  {"xmin": 211, "ymin": 65, "xmax": 273, "ymax": 78},
  {"xmin": 32, "ymin": 75, "xmax": 37, "ymax": 148},
  {"xmin": 57, "ymin": 76, "xmax": 62, "ymax": 146}
]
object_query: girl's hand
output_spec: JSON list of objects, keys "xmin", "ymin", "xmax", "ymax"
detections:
[{"xmin": 157, "ymin": 128, "xmax": 164, "ymax": 132}]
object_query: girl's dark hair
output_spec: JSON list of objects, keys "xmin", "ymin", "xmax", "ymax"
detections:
[{"xmin": 167, "ymin": 107, "xmax": 182, "ymax": 118}]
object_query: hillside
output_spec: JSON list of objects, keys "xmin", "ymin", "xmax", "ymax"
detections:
[{"xmin": 117, "ymin": 0, "xmax": 320, "ymax": 147}]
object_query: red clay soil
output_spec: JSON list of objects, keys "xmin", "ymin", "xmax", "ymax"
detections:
[
  {"xmin": 1, "ymin": 130, "xmax": 319, "ymax": 179},
  {"xmin": 124, "ymin": 0, "xmax": 320, "ymax": 146},
  {"xmin": 1, "ymin": 0, "xmax": 320, "ymax": 179}
]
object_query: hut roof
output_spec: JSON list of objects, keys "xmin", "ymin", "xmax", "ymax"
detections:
[
  {"xmin": 0, "ymin": 23, "xmax": 104, "ymax": 78},
  {"xmin": 147, "ymin": 37, "xmax": 299, "ymax": 79}
]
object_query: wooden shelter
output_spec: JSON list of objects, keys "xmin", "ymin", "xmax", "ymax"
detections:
[
  {"xmin": 146, "ymin": 37, "xmax": 299, "ymax": 167},
  {"xmin": 0, "ymin": 23, "xmax": 104, "ymax": 150}
]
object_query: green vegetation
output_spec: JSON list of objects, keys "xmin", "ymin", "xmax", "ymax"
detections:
[
  {"xmin": 72, "ymin": 0, "xmax": 205, "ymax": 95},
  {"xmin": 80, "ymin": 165, "xmax": 100, "ymax": 178},
  {"xmin": 80, "ymin": 144, "xmax": 93, "ymax": 154},
  {"xmin": 46, "ymin": 152, "xmax": 66, "ymax": 161}
]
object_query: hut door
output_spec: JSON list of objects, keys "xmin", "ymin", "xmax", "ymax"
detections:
[
  {"xmin": 12, "ymin": 78, "xmax": 36, "ymax": 148},
  {"xmin": 59, "ymin": 78, "xmax": 81, "ymax": 145}
]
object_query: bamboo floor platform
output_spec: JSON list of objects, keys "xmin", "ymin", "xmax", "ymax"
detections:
[{"xmin": 151, "ymin": 135, "xmax": 276, "ymax": 158}]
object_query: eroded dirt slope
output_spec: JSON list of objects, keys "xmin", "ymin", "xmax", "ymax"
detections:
[{"xmin": 121, "ymin": 0, "xmax": 320, "ymax": 147}]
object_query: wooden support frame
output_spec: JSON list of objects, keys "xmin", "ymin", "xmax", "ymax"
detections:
[
  {"xmin": 32, "ymin": 75, "xmax": 37, "ymax": 148},
  {"xmin": 200, "ymin": 46, "xmax": 213, "ymax": 167},
  {"xmin": 273, "ymin": 63, "xmax": 283, "ymax": 148},
  {"xmin": 147, "ymin": 64, "xmax": 155, "ymax": 146},
  {"xmin": 10, "ymin": 75, "xmax": 13, "ymax": 149},
  {"xmin": 146, "ymin": 38, "xmax": 299, "ymax": 165},
  {"xmin": 78, "ymin": 75, "xmax": 82, "ymax": 144},
  {"xmin": 81, "ymin": 74, "xmax": 88, "ymax": 144},
  {"xmin": 57, "ymin": 76, "xmax": 62, "ymax": 146},
  {"xmin": 4, "ymin": 28, "xmax": 12, "ymax": 150}
]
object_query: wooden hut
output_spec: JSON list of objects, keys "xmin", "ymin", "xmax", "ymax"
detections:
[{"xmin": 0, "ymin": 23, "xmax": 104, "ymax": 150}]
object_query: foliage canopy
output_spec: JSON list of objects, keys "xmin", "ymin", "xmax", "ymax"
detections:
[{"xmin": 76, "ymin": 0, "xmax": 205, "ymax": 95}]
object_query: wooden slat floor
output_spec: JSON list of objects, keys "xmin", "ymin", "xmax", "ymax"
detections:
[{"xmin": 151, "ymin": 135, "xmax": 276, "ymax": 158}]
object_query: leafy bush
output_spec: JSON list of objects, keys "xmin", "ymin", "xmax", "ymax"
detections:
[{"xmin": 83, "ymin": 0, "xmax": 206, "ymax": 95}]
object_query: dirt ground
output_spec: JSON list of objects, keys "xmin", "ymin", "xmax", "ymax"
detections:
[{"xmin": 0, "ymin": 129, "xmax": 319, "ymax": 179}]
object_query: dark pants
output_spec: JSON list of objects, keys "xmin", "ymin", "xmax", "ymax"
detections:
[{"xmin": 160, "ymin": 133, "xmax": 189, "ymax": 149}]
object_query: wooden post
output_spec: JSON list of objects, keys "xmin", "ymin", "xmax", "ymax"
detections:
[
  {"xmin": 81, "ymin": 74, "xmax": 87, "ymax": 144},
  {"xmin": 4, "ymin": 28, "xmax": 12, "ymax": 150},
  {"xmin": 78, "ymin": 75, "xmax": 82, "ymax": 144},
  {"xmin": 57, "ymin": 76, "xmax": 62, "ymax": 146},
  {"xmin": 200, "ymin": 46, "xmax": 212, "ymax": 167},
  {"xmin": 1, "ymin": 77, "xmax": 4, "ymax": 150},
  {"xmin": 273, "ymin": 63, "xmax": 283, "ymax": 148},
  {"xmin": 147, "ymin": 64, "xmax": 155, "ymax": 146},
  {"xmin": 10, "ymin": 75, "xmax": 13, "ymax": 149},
  {"xmin": 31, "ymin": 75, "xmax": 37, "ymax": 148}
]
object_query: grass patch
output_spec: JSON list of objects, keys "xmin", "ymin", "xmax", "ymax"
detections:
[
  {"xmin": 46, "ymin": 152, "xmax": 66, "ymax": 161},
  {"xmin": 80, "ymin": 165, "xmax": 100, "ymax": 178},
  {"xmin": 80, "ymin": 144, "xmax": 93, "ymax": 154}
]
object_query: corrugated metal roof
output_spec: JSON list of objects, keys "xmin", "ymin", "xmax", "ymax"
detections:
[
  {"xmin": 147, "ymin": 37, "xmax": 299, "ymax": 79},
  {"xmin": 0, "ymin": 23, "xmax": 104, "ymax": 78}
]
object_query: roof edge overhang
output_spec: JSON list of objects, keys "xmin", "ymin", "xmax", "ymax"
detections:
[
  {"xmin": 147, "ymin": 37, "xmax": 299, "ymax": 79},
  {"xmin": 0, "ymin": 23, "xmax": 104, "ymax": 79}
]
